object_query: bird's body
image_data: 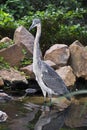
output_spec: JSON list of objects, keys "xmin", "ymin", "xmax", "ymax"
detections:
[{"xmin": 29, "ymin": 19, "xmax": 69, "ymax": 101}]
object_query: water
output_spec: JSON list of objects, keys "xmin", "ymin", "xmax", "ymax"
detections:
[{"xmin": 0, "ymin": 96, "xmax": 87, "ymax": 130}]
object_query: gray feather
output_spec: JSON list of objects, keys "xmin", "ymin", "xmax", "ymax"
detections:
[{"xmin": 41, "ymin": 61, "xmax": 69, "ymax": 95}]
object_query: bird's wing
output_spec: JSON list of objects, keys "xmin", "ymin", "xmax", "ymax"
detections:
[{"xmin": 41, "ymin": 61, "xmax": 69, "ymax": 95}]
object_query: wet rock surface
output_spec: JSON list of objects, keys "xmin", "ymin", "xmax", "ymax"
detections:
[
  {"xmin": 0, "ymin": 92, "xmax": 13, "ymax": 102},
  {"xmin": 0, "ymin": 110, "xmax": 8, "ymax": 122}
]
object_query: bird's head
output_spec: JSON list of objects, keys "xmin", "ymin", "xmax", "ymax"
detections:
[{"xmin": 29, "ymin": 18, "xmax": 41, "ymax": 31}]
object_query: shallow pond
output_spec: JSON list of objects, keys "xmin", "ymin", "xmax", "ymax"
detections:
[{"xmin": 0, "ymin": 95, "xmax": 87, "ymax": 130}]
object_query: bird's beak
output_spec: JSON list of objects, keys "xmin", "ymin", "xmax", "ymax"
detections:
[
  {"xmin": 29, "ymin": 25, "xmax": 33, "ymax": 31},
  {"xmin": 29, "ymin": 24, "xmax": 35, "ymax": 31}
]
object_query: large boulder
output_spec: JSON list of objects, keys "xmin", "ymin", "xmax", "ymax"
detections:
[
  {"xmin": 69, "ymin": 40, "xmax": 87, "ymax": 79},
  {"xmin": 14, "ymin": 26, "xmax": 34, "ymax": 55},
  {"xmin": 56, "ymin": 66, "xmax": 76, "ymax": 87},
  {"xmin": 0, "ymin": 44, "xmax": 24, "ymax": 66},
  {"xmin": 44, "ymin": 44, "xmax": 70, "ymax": 67}
]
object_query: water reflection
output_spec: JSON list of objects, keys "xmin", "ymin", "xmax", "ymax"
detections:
[
  {"xmin": 34, "ymin": 109, "xmax": 66, "ymax": 130},
  {"xmin": 0, "ymin": 96, "xmax": 87, "ymax": 130}
]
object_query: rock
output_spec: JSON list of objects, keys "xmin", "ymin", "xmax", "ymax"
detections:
[
  {"xmin": 56, "ymin": 66, "xmax": 76, "ymax": 87},
  {"xmin": 25, "ymin": 88, "xmax": 37, "ymax": 94},
  {"xmin": 14, "ymin": 26, "xmax": 34, "ymax": 54},
  {"xmin": 0, "ymin": 111, "xmax": 8, "ymax": 122},
  {"xmin": 0, "ymin": 68, "xmax": 27, "ymax": 83},
  {"xmin": 20, "ymin": 64, "xmax": 34, "ymax": 78},
  {"xmin": 44, "ymin": 44, "xmax": 70, "ymax": 67},
  {"xmin": 0, "ymin": 92, "xmax": 13, "ymax": 102},
  {"xmin": 44, "ymin": 60, "xmax": 57, "ymax": 69},
  {"xmin": 0, "ymin": 44, "xmax": 25, "ymax": 66},
  {"xmin": 0, "ymin": 77, "xmax": 4, "ymax": 86},
  {"xmin": 0, "ymin": 37, "xmax": 11, "ymax": 43},
  {"xmin": 69, "ymin": 40, "xmax": 87, "ymax": 79}
]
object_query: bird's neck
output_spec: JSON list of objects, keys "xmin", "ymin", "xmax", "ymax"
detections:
[{"xmin": 33, "ymin": 24, "xmax": 42, "ymax": 63}]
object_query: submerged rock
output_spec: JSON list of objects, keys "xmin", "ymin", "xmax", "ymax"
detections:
[
  {"xmin": 0, "ymin": 92, "xmax": 13, "ymax": 102},
  {"xmin": 0, "ymin": 110, "xmax": 8, "ymax": 122},
  {"xmin": 25, "ymin": 88, "xmax": 37, "ymax": 94}
]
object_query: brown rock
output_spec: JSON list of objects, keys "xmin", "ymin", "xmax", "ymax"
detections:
[
  {"xmin": 14, "ymin": 26, "xmax": 34, "ymax": 54},
  {"xmin": 69, "ymin": 40, "xmax": 87, "ymax": 79},
  {"xmin": 56, "ymin": 66, "xmax": 76, "ymax": 87},
  {"xmin": 0, "ymin": 44, "xmax": 24, "ymax": 66},
  {"xmin": 44, "ymin": 60, "xmax": 57, "ymax": 69},
  {"xmin": 20, "ymin": 64, "xmax": 35, "ymax": 79},
  {"xmin": 44, "ymin": 44, "xmax": 70, "ymax": 67},
  {"xmin": 0, "ymin": 37, "xmax": 11, "ymax": 43},
  {"xmin": 0, "ymin": 77, "xmax": 4, "ymax": 86},
  {"xmin": 0, "ymin": 68, "xmax": 27, "ymax": 83}
]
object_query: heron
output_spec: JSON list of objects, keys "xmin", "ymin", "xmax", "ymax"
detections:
[{"xmin": 29, "ymin": 19, "xmax": 70, "ymax": 103}]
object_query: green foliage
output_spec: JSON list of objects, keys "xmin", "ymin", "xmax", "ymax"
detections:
[
  {"xmin": 20, "ymin": 49, "xmax": 32, "ymax": 67},
  {"xmin": 20, "ymin": 57, "xmax": 32, "ymax": 67},
  {"xmin": 0, "ymin": 10, "xmax": 17, "ymax": 28},
  {"xmin": 0, "ymin": 57, "xmax": 10, "ymax": 69},
  {"xmin": 18, "ymin": 3, "xmax": 87, "ymax": 52},
  {"xmin": 0, "ymin": 0, "xmax": 33, "ymax": 19},
  {"xmin": 0, "ymin": 40, "xmax": 14, "ymax": 49},
  {"xmin": 0, "ymin": 0, "xmax": 87, "ymax": 52}
]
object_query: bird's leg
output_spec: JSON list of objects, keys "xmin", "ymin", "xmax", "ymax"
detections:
[
  {"xmin": 48, "ymin": 94, "xmax": 53, "ymax": 110},
  {"xmin": 44, "ymin": 96, "xmax": 46, "ymax": 104},
  {"xmin": 43, "ymin": 93, "xmax": 47, "ymax": 111},
  {"xmin": 43, "ymin": 95, "xmax": 47, "ymax": 107}
]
